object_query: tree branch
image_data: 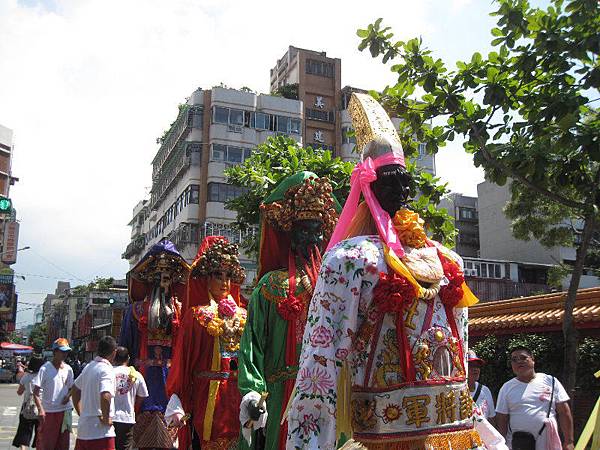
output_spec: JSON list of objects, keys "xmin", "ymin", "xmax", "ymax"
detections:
[{"xmin": 478, "ymin": 146, "xmax": 586, "ymax": 210}]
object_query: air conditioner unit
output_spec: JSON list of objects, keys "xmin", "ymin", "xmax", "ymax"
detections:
[{"xmin": 228, "ymin": 125, "xmax": 243, "ymax": 133}]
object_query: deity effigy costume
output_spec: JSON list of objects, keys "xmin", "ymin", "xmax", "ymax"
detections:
[
  {"xmin": 166, "ymin": 236, "xmax": 247, "ymax": 450},
  {"xmin": 237, "ymin": 172, "xmax": 340, "ymax": 450},
  {"xmin": 286, "ymin": 93, "xmax": 485, "ymax": 450},
  {"xmin": 119, "ymin": 240, "xmax": 189, "ymax": 450}
]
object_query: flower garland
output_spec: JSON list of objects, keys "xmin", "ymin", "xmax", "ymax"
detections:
[
  {"xmin": 437, "ymin": 251, "xmax": 465, "ymax": 308},
  {"xmin": 393, "ymin": 209, "xmax": 428, "ymax": 249},
  {"xmin": 193, "ymin": 296, "xmax": 246, "ymax": 351}
]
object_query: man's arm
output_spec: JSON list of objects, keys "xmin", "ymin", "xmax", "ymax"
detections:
[
  {"xmin": 16, "ymin": 384, "xmax": 25, "ymax": 396},
  {"xmin": 495, "ymin": 412, "xmax": 509, "ymax": 438},
  {"xmin": 556, "ymin": 401, "xmax": 574, "ymax": 450},
  {"xmin": 99, "ymin": 391, "xmax": 112, "ymax": 426},
  {"xmin": 71, "ymin": 386, "xmax": 82, "ymax": 416},
  {"xmin": 32, "ymin": 386, "xmax": 45, "ymax": 423}
]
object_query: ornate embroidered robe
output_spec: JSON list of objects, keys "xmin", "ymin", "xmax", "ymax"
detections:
[
  {"xmin": 238, "ymin": 270, "xmax": 311, "ymax": 450},
  {"xmin": 167, "ymin": 300, "xmax": 246, "ymax": 450},
  {"xmin": 287, "ymin": 236, "xmax": 484, "ymax": 450},
  {"xmin": 119, "ymin": 297, "xmax": 181, "ymax": 414}
]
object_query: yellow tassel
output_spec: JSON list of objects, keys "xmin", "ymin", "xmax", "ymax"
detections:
[
  {"xmin": 457, "ymin": 282, "xmax": 478, "ymax": 307},
  {"xmin": 336, "ymin": 362, "xmax": 352, "ymax": 443},
  {"xmin": 202, "ymin": 335, "xmax": 222, "ymax": 441}
]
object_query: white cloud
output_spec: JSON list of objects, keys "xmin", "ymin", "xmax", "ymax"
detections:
[{"xmin": 1, "ymin": 0, "xmax": 488, "ymax": 324}]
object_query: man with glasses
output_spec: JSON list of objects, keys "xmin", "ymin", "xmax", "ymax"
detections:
[{"xmin": 496, "ymin": 346, "xmax": 574, "ymax": 450}]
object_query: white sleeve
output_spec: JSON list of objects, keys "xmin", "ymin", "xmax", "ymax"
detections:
[
  {"xmin": 552, "ymin": 376, "xmax": 570, "ymax": 403},
  {"xmin": 136, "ymin": 375, "xmax": 149, "ymax": 398},
  {"xmin": 483, "ymin": 385, "xmax": 496, "ymax": 418},
  {"xmin": 165, "ymin": 393, "xmax": 184, "ymax": 423},
  {"xmin": 66, "ymin": 367, "xmax": 74, "ymax": 388},
  {"xmin": 99, "ymin": 368, "xmax": 115, "ymax": 396},
  {"xmin": 32, "ymin": 365, "xmax": 44, "ymax": 389},
  {"xmin": 495, "ymin": 382, "xmax": 509, "ymax": 415}
]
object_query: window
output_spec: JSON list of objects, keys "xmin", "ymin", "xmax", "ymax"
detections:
[
  {"xmin": 418, "ymin": 143, "xmax": 426, "ymax": 157},
  {"xmin": 459, "ymin": 207, "xmax": 478, "ymax": 221},
  {"xmin": 213, "ymin": 106, "xmax": 229, "ymax": 124},
  {"xmin": 306, "ymin": 59, "xmax": 334, "ymax": 77},
  {"xmin": 208, "ymin": 183, "xmax": 248, "ymax": 203},
  {"xmin": 190, "ymin": 107, "xmax": 203, "ymax": 128},
  {"xmin": 229, "ymin": 109, "xmax": 244, "ymax": 126},
  {"xmin": 255, "ymin": 112, "xmax": 268, "ymax": 130},
  {"xmin": 244, "ymin": 111, "xmax": 255, "ymax": 128},
  {"xmin": 342, "ymin": 127, "xmax": 356, "ymax": 144},
  {"xmin": 306, "ymin": 108, "xmax": 334, "ymax": 123},
  {"xmin": 227, "ymin": 146, "xmax": 243, "ymax": 164},
  {"xmin": 210, "ymin": 144, "xmax": 252, "ymax": 165},
  {"xmin": 277, "ymin": 116, "xmax": 289, "ymax": 133},
  {"xmin": 190, "ymin": 185, "xmax": 200, "ymax": 204},
  {"xmin": 211, "ymin": 144, "xmax": 226, "ymax": 162},
  {"xmin": 290, "ymin": 119, "xmax": 301, "ymax": 135}
]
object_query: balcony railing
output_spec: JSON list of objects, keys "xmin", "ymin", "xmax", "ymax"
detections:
[
  {"xmin": 152, "ymin": 106, "xmax": 193, "ymax": 179},
  {"xmin": 466, "ymin": 277, "xmax": 552, "ymax": 302},
  {"xmin": 168, "ymin": 222, "xmax": 200, "ymax": 249},
  {"xmin": 121, "ymin": 235, "xmax": 146, "ymax": 260},
  {"xmin": 199, "ymin": 222, "xmax": 257, "ymax": 245},
  {"xmin": 150, "ymin": 142, "xmax": 201, "ymax": 209}
]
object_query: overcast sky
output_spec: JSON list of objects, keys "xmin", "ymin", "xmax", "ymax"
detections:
[{"xmin": 1, "ymin": 0, "xmax": 505, "ymax": 326}]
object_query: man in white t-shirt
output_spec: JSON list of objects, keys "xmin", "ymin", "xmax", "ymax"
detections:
[
  {"xmin": 468, "ymin": 350, "xmax": 497, "ymax": 425},
  {"xmin": 72, "ymin": 336, "xmax": 117, "ymax": 450},
  {"xmin": 496, "ymin": 346, "xmax": 574, "ymax": 450},
  {"xmin": 32, "ymin": 338, "xmax": 74, "ymax": 450},
  {"xmin": 112, "ymin": 347, "xmax": 148, "ymax": 450}
]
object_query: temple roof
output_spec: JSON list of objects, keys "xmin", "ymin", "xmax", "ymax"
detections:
[{"xmin": 469, "ymin": 287, "xmax": 600, "ymax": 335}]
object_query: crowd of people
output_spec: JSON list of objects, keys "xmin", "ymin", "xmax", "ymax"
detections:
[{"xmin": 12, "ymin": 337, "xmax": 148, "ymax": 450}]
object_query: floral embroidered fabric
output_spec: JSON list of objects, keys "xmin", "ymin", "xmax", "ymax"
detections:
[{"xmin": 287, "ymin": 236, "xmax": 473, "ymax": 450}]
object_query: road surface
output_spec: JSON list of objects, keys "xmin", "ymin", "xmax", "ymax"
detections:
[{"xmin": 0, "ymin": 383, "xmax": 78, "ymax": 450}]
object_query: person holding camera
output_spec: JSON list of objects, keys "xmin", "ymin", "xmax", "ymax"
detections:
[{"xmin": 496, "ymin": 346, "xmax": 574, "ymax": 450}]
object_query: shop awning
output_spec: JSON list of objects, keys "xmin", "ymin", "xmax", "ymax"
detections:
[{"xmin": 0, "ymin": 342, "xmax": 33, "ymax": 351}]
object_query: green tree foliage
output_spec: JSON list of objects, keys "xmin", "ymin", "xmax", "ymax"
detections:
[
  {"xmin": 28, "ymin": 323, "xmax": 47, "ymax": 352},
  {"xmin": 71, "ymin": 277, "xmax": 115, "ymax": 296},
  {"xmin": 225, "ymin": 136, "xmax": 455, "ymax": 258},
  {"xmin": 6, "ymin": 331, "xmax": 23, "ymax": 344},
  {"xmin": 272, "ymin": 83, "xmax": 299, "ymax": 100},
  {"xmin": 358, "ymin": 0, "xmax": 599, "ymax": 395}
]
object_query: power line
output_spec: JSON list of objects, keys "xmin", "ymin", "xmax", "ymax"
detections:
[
  {"xmin": 14, "ymin": 272, "xmax": 89, "ymax": 282},
  {"xmin": 29, "ymin": 249, "xmax": 87, "ymax": 283}
]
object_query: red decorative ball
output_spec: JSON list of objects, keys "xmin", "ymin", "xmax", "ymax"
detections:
[{"xmin": 373, "ymin": 272, "xmax": 417, "ymax": 314}]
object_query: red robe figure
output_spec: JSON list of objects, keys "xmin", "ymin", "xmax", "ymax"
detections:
[{"xmin": 166, "ymin": 236, "xmax": 247, "ymax": 450}]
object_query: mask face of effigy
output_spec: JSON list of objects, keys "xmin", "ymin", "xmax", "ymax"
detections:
[
  {"xmin": 291, "ymin": 219, "xmax": 324, "ymax": 259},
  {"xmin": 208, "ymin": 270, "xmax": 232, "ymax": 300},
  {"xmin": 159, "ymin": 271, "xmax": 172, "ymax": 291},
  {"xmin": 370, "ymin": 164, "xmax": 412, "ymax": 217}
]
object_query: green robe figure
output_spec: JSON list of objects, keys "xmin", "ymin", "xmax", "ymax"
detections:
[{"xmin": 237, "ymin": 172, "xmax": 340, "ymax": 450}]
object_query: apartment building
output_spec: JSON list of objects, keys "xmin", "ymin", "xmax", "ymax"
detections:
[
  {"xmin": 270, "ymin": 46, "xmax": 341, "ymax": 154},
  {"xmin": 439, "ymin": 193, "xmax": 479, "ymax": 257},
  {"xmin": 123, "ymin": 87, "xmax": 303, "ymax": 282}
]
